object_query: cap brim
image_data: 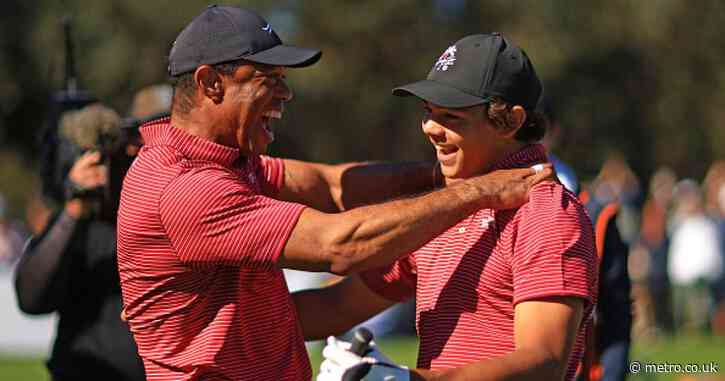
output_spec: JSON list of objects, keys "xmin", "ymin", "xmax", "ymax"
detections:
[
  {"xmin": 392, "ymin": 80, "xmax": 489, "ymax": 108},
  {"xmin": 245, "ymin": 45, "xmax": 322, "ymax": 68}
]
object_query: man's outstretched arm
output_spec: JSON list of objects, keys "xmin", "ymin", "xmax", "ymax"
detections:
[
  {"xmin": 279, "ymin": 165, "xmax": 552, "ymax": 275},
  {"xmin": 278, "ymin": 159, "xmax": 441, "ymax": 212},
  {"xmin": 161, "ymin": 164, "xmax": 552, "ymax": 275}
]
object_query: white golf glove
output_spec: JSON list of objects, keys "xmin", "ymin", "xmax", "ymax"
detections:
[{"xmin": 317, "ymin": 336, "xmax": 410, "ymax": 381}]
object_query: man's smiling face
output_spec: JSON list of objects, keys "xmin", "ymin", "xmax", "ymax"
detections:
[{"xmin": 218, "ymin": 62, "xmax": 291, "ymax": 155}]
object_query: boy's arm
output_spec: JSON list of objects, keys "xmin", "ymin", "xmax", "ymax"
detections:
[{"xmin": 411, "ymin": 296, "xmax": 584, "ymax": 381}]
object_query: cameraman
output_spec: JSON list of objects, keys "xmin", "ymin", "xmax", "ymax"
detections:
[{"xmin": 14, "ymin": 103, "xmax": 145, "ymax": 381}]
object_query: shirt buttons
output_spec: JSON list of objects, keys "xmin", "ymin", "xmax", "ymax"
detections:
[{"xmin": 458, "ymin": 227, "xmax": 466, "ymax": 233}]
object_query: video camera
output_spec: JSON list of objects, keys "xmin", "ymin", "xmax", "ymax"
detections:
[
  {"xmin": 39, "ymin": 16, "xmax": 98, "ymax": 204},
  {"xmin": 39, "ymin": 16, "xmax": 139, "ymax": 204}
]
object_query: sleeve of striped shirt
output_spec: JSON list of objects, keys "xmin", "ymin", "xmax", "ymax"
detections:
[
  {"xmin": 159, "ymin": 167, "xmax": 305, "ymax": 269},
  {"xmin": 359, "ymin": 256, "xmax": 417, "ymax": 302},
  {"xmin": 511, "ymin": 183, "xmax": 598, "ymax": 307},
  {"xmin": 258, "ymin": 155, "xmax": 285, "ymax": 197}
]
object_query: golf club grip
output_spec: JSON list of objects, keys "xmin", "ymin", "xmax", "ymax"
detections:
[
  {"xmin": 341, "ymin": 328, "xmax": 374, "ymax": 381},
  {"xmin": 349, "ymin": 327, "xmax": 373, "ymax": 355}
]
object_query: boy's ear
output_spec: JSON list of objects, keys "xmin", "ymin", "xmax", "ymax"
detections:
[{"xmin": 499, "ymin": 105, "xmax": 527, "ymax": 139}]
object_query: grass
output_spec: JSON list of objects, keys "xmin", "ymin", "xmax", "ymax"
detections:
[
  {"xmin": 629, "ymin": 335, "xmax": 725, "ymax": 380},
  {"xmin": 0, "ymin": 356, "xmax": 49, "ymax": 381},
  {"xmin": 2, "ymin": 335, "xmax": 722, "ymax": 380}
]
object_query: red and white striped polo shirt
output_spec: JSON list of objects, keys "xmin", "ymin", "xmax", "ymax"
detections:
[
  {"xmin": 361, "ymin": 144, "xmax": 597, "ymax": 381},
  {"xmin": 117, "ymin": 118, "xmax": 308, "ymax": 380}
]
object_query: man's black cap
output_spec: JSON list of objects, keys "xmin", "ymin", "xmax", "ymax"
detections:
[
  {"xmin": 168, "ymin": 5, "xmax": 321, "ymax": 76},
  {"xmin": 393, "ymin": 33, "xmax": 541, "ymax": 110}
]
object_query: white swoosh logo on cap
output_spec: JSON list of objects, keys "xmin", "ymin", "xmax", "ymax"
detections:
[{"xmin": 262, "ymin": 24, "xmax": 273, "ymax": 33}]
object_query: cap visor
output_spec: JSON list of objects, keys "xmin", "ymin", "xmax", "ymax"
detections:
[
  {"xmin": 245, "ymin": 45, "xmax": 321, "ymax": 68},
  {"xmin": 392, "ymin": 80, "xmax": 488, "ymax": 108}
]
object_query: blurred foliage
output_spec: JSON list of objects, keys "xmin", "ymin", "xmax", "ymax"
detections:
[{"xmin": 1, "ymin": 0, "xmax": 725, "ymax": 217}]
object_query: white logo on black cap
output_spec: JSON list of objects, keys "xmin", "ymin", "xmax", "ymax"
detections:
[
  {"xmin": 434, "ymin": 45, "xmax": 457, "ymax": 71},
  {"xmin": 262, "ymin": 24, "xmax": 273, "ymax": 34}
]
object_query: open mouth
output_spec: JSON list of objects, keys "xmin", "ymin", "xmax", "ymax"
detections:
[
  {"xmin": 261, "ymin": 110, "xmax": 282, "ymax": 141},
  {"xmin": 436, "ymin": 145, "xmax": 459, "ymax": 165}
]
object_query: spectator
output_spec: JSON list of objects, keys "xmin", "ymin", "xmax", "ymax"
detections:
[
  {"xmin": 667, "ymin": 179, "xmax": 723, "ymax": 333},
  {"xmin": 14, "ymin": 103, "xmax": 147, "ymax": 381},
  {"xmin": 702, "ymin": 161, "xmax": 725, "ymax": 333},
  {"xmin": 589, "ymin": 154, "xmax": 643, "ymax": 245},
  {"xmin": 632, "ymin": 166, "xmax": 677, "ymax": 336}
]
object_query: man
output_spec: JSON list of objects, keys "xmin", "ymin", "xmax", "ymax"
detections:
[
  {"xmin": 15, "ymin": 103, "xmax": 145, "ymax": 381},
  {"xmin": 117, "ymin": 6, "xmax": 552, "ymax": 381},
  {"xmin": 310, "ymin": 33, "xmax": 598, "ymax": 381}
]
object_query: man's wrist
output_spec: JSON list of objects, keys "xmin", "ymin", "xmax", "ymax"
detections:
[{"xmin": 64, "ymin": 178, "xmax": 87, "ymax": 201}]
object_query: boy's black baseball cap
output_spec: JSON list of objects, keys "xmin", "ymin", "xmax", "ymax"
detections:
[
  {"xmin": 393, "ymin": 33, "xmax": 541, "ymax": 110},
  {"xmin": 168, "ymin": 5, "xmax": 321, "ymax": 76}
]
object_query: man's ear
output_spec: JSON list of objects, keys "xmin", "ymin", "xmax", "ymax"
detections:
[
  {"xmin": 500, "ymin": 105, "xmax": 527, "ymax": 139},
  {"xmin": 194, "ymin": 65, "xmax": 224, "ymax": 104}
]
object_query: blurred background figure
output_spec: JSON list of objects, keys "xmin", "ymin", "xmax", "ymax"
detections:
[
  {"xmin": 14, "ymin": 103, "xmax": 146, "ymax": 381},
  {"xmin": 630, "ymin": 167, "xmax": 678, "ymax": 337},
  {"xmin": 588, "ymin": 154, "xmax": 643, "ymax": 245},
  {"xmin": 127, "ymin": 84, "xmax": 172, "ymax": 124},
  {"xmin": 11, "ymin": 84, "xmax": 173, "ymax": 379},
  {"xmin": 667, "ymin": 179, "xmax": 723, "ymax": 334},
  {"xmin": 703, "ymin": 161, "xmax": 725, "ymax": 335},
  {"xmin": 579, "ymin": 176, "xmax": 633, "ymax": 381}
]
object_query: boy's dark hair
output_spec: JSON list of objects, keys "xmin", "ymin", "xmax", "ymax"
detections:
[{"xmin": 486, "ymin": 98, "xmax": 546, "ymax": 143}]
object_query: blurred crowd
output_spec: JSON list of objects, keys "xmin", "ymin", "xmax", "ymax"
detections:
[{"xmin": 621, "ymin": 160, "xmax": 725, "ymax": 338}]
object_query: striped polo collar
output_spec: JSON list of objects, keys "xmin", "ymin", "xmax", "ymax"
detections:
[
  {"xmin": 489, "ymin": 143, "xmax": 548, "ymax": 171},
  {"xmin": 139, "ymin": 117, "xmax": 241, "ymax": 167}
]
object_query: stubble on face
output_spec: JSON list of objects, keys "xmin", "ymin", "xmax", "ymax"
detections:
[{"xmin": 223, "ymin": 64, "xmax": 279, "ymax": 155}]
